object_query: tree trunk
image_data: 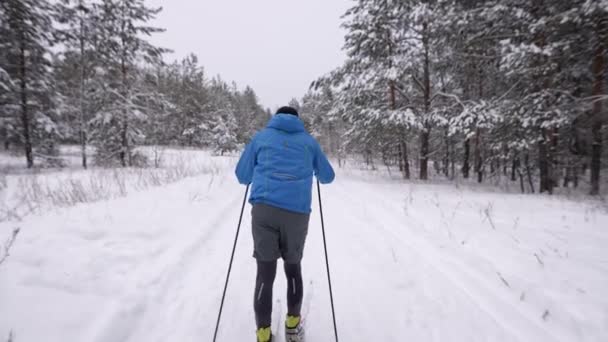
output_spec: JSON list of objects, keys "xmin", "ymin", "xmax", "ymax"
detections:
[
  {"xmin": 19, "ymin": 35, "xmax": 34, "ymax": 168},
  {"xmin": 475, "ymin": 128, "xmax": 482, "ymax": 183},
  {"xmin": 564, "ymin": 161, "xmax": 578, "ymax": 188},
  {"xmin": 533, "ymin": 2, "xmax": 554, "ymax": 194},
  {"xmin": 450, "ymin": 140, "xmax": 455, "ymax": 180},
  {"xmin": 462, "ymin": 138, "xmax": 470, "ymax": 178},
  {"xmin": 539, "ymin": 130, "xmax": 553, "ymax": 194},
  {"xmin": 119, "ymin": 2, "xmax": 130, "ymax": 167},
  {"xmin": 511, "ymin": 158, "xmax": 520, "ymax": 182},
  {"xmin": 401, "ymin": 139, "xmax": 410, "ymax": 180},
  {"xmin": 387, "ymin": 28, "xmax": 409, "ymax": 180},
  {"xmin": 369, "ymin": 150, "xmax": 376, "ymax": 170},
  {"xmin": 389, "ymin": 81, "xmax": 397, "ymax": 112},
  {"xmin": 398, "ymin": 142, "xmax": 403, "ymax": 172},
  {"xmin": 538, "ymin": 138, "xmax": 548, "ymax": 192},
  {"xmin": 475, "ymin": 64, "xmax": 484, "ymax": 183},
  {"xmin": 420, "ymin": 21, "xmax": 431, "ymax": 180},
  {"xmin": 420, "ymin": 130, "xmax": 430, "ymax": 180},
  {"xmin": 525, "ymin": 153, "xmax": 535, "ymax": 193},
  {"xmin": 80, "ymin": 127, "xmax": 87, "ymax": 168},
  {"xmin": 590, "ymin": 18, "xmax": 605, "ymax": 195},
  {"xmin": 517, "ymin": 167, "xmax": 525, "ymax": 193},
  {"xmin": 443, "ymin": 129, "xmax": 449, "ymax": 177},
  {"xmin": 550, "ymin": 127, "xmax": 558, "ymax": 188},
  {"xmin": 119, "ymin": 56, "xmax": 131, "ymax": 167},
  {"xmin": 79, "ymin": 13, "xmax": 88, "ymax": 169},
  {"xmin": 389, "ymin": 62, "xmax": 411, "ymax": 180}
]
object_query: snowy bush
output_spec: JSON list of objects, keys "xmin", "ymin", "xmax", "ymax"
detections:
[
  {"xmin": 1, "ymin": 149, "xmax": 222, "ymax": 219},
  {"xmin": 11, "ymin": 165, "xmax": 216, "ymax": 213}
]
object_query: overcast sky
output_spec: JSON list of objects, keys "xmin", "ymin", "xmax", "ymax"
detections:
[{"xmin": 147, "ymin": 0, "xmax": 350, "ymax": 110}]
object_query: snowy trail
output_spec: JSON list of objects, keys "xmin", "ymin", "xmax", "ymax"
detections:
[
  {"xmin": 1, "ymin": 158, "xmax": 608, "ymax": 342},
  {"xmin": 321, "ymin": 179, "xmax": 520, "ymax": 342},
  {"xmin": 88, "ymin": 186, "xmax": 244, "ymax": 342},
  {"xmin": 328, "ymin": 179, "xmax": 555, "ymax": 342}
]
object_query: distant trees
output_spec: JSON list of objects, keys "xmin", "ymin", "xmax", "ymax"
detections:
[
  {"xmin": 311, "ymin": 0, "xmax": 607, "ymax": 195},
  {"xmin": 149, "ymin": 56, "xmax": 267, "ymax": 152},
  {"xmin": 0, "ymin": 0, "xmax": 268, "ymax": 168}
]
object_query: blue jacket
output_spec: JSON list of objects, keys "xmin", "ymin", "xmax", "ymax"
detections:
[{"xmin": 235, "ymin": 114, "xmax": 335, "ymax": 214}]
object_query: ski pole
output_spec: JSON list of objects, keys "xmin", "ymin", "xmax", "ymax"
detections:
[
  {"xmin": 213, "ymin": 184, "xmax": 249, "ymax": 342},
  {"xmin": 317, "ymin": 179, "xmax": 339, "ymax": 342}
]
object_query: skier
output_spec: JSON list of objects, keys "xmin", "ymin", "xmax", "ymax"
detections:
[{"xmin": 235, "ymin": 106, "xmax": 335, "ymax": 342}]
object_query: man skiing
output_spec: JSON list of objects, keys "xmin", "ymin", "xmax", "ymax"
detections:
[{"xmin": 235, "ymin": 106, "xmax": 335, "ymax": 342}]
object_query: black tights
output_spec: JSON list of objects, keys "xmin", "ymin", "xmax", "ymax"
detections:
[{"xmin": 254, "ymin": 260, "xmax": 303, "ymax": 328}]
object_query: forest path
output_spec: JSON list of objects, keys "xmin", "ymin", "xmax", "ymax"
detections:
[{"xmin": 1, "ymin": 158, "xmax": 607, "ymax": 342}]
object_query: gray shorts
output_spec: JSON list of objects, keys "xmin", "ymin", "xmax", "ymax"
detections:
[{"xmin": 251, "ymin": 203, "xmax": 310, "ymax": 263}]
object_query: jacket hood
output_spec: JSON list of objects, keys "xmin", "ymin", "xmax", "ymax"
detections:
[{"xmin": 267, "ymin": 114, "xmax": 305, "ymax": 133}]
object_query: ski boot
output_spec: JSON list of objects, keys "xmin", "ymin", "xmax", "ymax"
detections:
[
  {"xmin": 256, "ymin": 327, "xmax": 272, "ymax": 342},
  {"xmin": 285, "ymin": 315, "xmax": 305, "ymax": 342}
]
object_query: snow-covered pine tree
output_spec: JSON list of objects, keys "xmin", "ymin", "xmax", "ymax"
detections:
[
  {"xmin": 565, "ymin": 1, "xmax": 608, "ymax": 195},
  {"xmin": 232, "ymin": 86, "xmax": 267, "ymax": 144},
  {"xmin": 136, "ymin": 65, "xmax": 174, "ymax": 166},
  {"xmin": 402, "ymin": 1, "xmax": 462, "ymax": 180},
  {"xmin": 94, "ymin": 0, "xmax": 168, "ymax": 167},
  {"xmin": 312, "ymin": 0, "xmax": 606, "ymax": 194},
  {"xmin": 143, "ymin": 58, "xmax": 267, "ymax": 150},
  {"xmin": 0, "ymin": 0, "xmax": 59, "ymax": 168},
  {"xmin": 169, "ymin": 54, "xmax": 211, "ymax": 147},
  {"xmin": 324, "ymin": 0, "xmax": 463, "ymax": 179},
  {"xmin": 210, "ymin": 112, "xmax": 238, "ymax": 156},
  {"xmin": 324, "ymin": 0, "xmax": 417, "ymax": 177},
  {"xmin": 482, "ymin": 0, "xmax": 607, "ymax": 193},
  {"xmin": 300, "ymin": 87, "xmax": 346, "ymax": 165},
  {"xmin": 0, "ymin": 64, "xmax": 16, "ymax": 150},
  {"xmin": 0, "ymin": 3, "xmax": 20, "ymax": 153},
  {"xmin": 55, "ymin": 0, "xmax": 106, "ymax": 169}
]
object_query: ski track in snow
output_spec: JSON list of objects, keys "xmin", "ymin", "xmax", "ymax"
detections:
[
  {"xmin": 1, "ymin": 156, "xmax": 608, "ymax": 342},
  {"xmin": 88, "ymin": 190, "xmax": 242, "ymax": 342},
  {"xmin": 331, "ymin": 180, "xmax": 558, "ymax": 342}
]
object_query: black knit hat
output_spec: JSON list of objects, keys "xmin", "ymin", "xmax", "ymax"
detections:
[{"xmin": 276, "ymin": 106, "xmax": 299, "ymax": 117}]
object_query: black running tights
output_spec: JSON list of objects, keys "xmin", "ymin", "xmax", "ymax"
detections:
[{"xmin": 254, "ymin": 260, "xmax": 303, "ymax": 328}]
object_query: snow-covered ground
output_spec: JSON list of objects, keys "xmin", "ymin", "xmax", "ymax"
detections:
[{"xmin": 1, "ymin": 150, "xmax": 607, "ymax": 342}]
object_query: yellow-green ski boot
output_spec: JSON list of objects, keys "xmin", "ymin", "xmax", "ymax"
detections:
[
  {"xmin": 256, "ymin": 326, "xmax": 272, "ymax": 342},
  {"xmin": 285, "ymin": 315, "xmax": 305, "ymax": 342}
]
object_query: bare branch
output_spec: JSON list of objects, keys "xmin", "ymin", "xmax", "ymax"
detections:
[
  {"xmin": 411, "ymin": 74, "xmax": 425, "ymax": 93},
  {"xmin": 0, "ymin": 227, "xmax": 21, "ymax": 267}
]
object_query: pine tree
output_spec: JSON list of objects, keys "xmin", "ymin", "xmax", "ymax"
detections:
[
  {"xmin": 211, "ymin": 113, "xmax": 238, "ymax": 156},
  {"xmin": 578, "ymin": 1, "xmax": 608, "ymax": 195},
  {"xmin": 95, "ymin": 0, "xmax": 168, "ymax": 167},
  {"xmin": 55, "ymin": 0, "xmax": 106, "ymax": 169},
  {"xmin": 324, "ymin": 0, "xmax": 417, "ymax": 177},
  {"xmin": 168, "ymin": 54, "xmax": 211, "ymax": 147},
  {"xmin": 0, "ymin": 55, "xmax": 15, "ymax": 149},
  {"xmin": 315, "ymin": 0, "xmax": 606, "ymax": 194},
  {"xmin": 0, "ymin": 0, "xmax": 58, "ymax": 168}
]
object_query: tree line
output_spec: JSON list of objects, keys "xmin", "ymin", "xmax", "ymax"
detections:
[
  {"xmin": 0, "ymin": 0, "xmax": 268, "ymax": 169},
  {"xmin": 303, "ymin": 0, "xmax": 607, "ymax": 195}
]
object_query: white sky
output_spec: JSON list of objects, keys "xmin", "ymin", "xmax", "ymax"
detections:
[{"xmin": 147, "ymin": 0, "xmax": 350, "ymax": 110}]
